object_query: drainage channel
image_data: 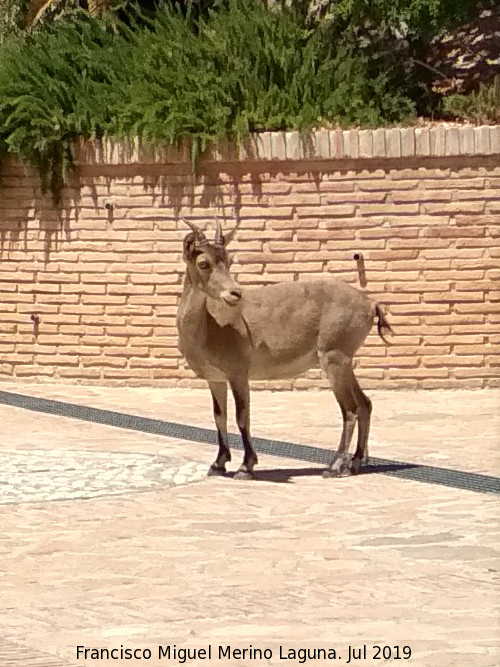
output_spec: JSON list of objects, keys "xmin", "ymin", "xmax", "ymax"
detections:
[{"xmin": 1, "ymin": 390, "xmax": 499, "ymax": 496}]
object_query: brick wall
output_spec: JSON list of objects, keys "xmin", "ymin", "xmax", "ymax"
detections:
[{"xmin": 0, "ymin": 126, "xmax": 499, "ymax": 389}]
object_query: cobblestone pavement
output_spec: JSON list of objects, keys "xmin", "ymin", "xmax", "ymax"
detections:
[
  {"xmin": 0, "ymin": 450, "xmax": 207, "ymax": 505},
  {"xmin": 0, "ymin": 383, "xmax": 499, "ymax": 667}
]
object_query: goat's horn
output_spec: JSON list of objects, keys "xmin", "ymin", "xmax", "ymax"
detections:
[
  {"xmin": 182, "ymin": 218, "xmax": 207, "ymax": 243},
  {"xmin": 214, "ymin": 217, "xmax": 224, "ymax": 246},
  {"xmin": 224, "ymin": 224, "xmax": 237, "ymax": 245}
]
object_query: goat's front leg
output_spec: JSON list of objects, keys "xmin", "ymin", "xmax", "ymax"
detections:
[
  {"xmin": 230, "ymin": 378, "xmax": 258, "ymax": 480},
  {"xmin": 207, "ymin": 381, "xmax": 231, "ymax": 476}
]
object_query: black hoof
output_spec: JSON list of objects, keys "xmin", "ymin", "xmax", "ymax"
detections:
[
  {"xmin": 351, "ymin": 458, "xmax": 362, "ymax": 475},
  {"xmin": 207, "ymin": 465, "xmax": 226, "ymax": 477},
  {"xmin": 234, "ymin": 469, "xmax": 255, "ymax": 481}
]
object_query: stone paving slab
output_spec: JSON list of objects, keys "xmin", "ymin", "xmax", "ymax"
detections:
[{"xmin": 0, "ymin": 385, "xmax": 499, "ymax": 667}]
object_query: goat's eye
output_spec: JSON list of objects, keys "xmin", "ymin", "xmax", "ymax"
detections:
[{"xmin": 197, "ymin": 260, "xmax": 210, "ymax": 270}]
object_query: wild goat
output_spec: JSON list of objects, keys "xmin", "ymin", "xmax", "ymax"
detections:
[{"xmin": 177, "ymin": 219, "xmax": 392, "ymax": 480}]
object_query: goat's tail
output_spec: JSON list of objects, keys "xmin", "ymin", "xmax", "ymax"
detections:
[{"xmin": 375, "ymin": 303, "xmax": 393, "ymax": 345}]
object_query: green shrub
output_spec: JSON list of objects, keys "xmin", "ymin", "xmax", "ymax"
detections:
[
  {"xmin": 0, "ymin": 0, "xmax": 28, "ymax": 42},
  {"xmin": 111, "ymin": 1, "xmax": 415, "ymax": 137},
  {"xmin": 0, "ymin": 14, "xmax": 123, "ymax": 200},
  {"xmin": 298, "ymin": 0, "xmax": 485, "ymax": 34},
  {"xmin": 442, "ymin": 76, "xmax": 500, "ymax": 124}
]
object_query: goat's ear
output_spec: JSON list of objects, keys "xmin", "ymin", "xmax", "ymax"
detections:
[{"xmin": 183, "ymin": 232, "xmax": 198, "ymax": 261}]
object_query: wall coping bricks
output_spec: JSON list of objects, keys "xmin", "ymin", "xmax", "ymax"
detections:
[{"xmin": 75, "ymin": 125, "xmax": 500, "ymax": 166}]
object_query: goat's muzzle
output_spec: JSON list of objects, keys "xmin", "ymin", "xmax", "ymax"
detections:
[{"xmin": 221, "ymin": 288, "xmax": 242, "ymax": 306}]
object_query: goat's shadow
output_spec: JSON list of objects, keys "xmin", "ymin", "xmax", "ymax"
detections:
[{"xmin": 223, "ymin": 462, "xmax": 418, "ymax": 484}]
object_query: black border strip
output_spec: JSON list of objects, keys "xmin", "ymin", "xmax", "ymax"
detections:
[{"xmin": 1, "ymin": 390, "xmax": 498, "ymax": 496}]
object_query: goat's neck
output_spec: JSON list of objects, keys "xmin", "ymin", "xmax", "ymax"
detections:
[{"xmin": 179, "ymin": 277, "xmax": 208, "ymax": 335}]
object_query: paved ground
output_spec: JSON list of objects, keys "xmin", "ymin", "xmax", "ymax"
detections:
[{"xmin": 0, "ymin": 383, "xmax": 499, "ymax": 667}]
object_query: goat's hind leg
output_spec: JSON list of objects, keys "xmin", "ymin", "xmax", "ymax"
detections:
[
  {"xmin": 350, "ymin": 378, "xmax": 372, "ymax": 475},
  {"xmin": 207, "ymin": 381, "xmax": 231, "ymax": 476},
  {"xmin": 319, "ymin": 350, "xmax": 358, "ymax": 478}
]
